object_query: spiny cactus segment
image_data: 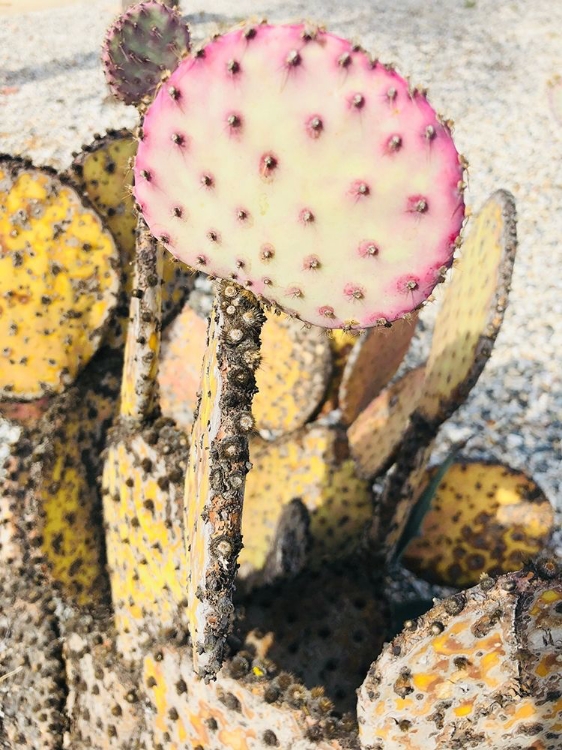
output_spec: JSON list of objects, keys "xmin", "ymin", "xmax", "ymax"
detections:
[
  {"xmin": 26, "ymin": 355, "xmax": 121, "ymax": 604},
  {"xmin": 159, "ymin": 300, "xmax": 333, "ymax": 436},
  {"xmin": 403, "ymin": 461, "xmax": 555, "ymax": 587},
  {"xmin": 135, "ymin": 23, "xmax": 465, "ymax": 329},
  {"xmin": 339, "ymin": 314, "xmax": 418, "ymax": 425},
  {"xmin": 369, "ymin": 190, "xmax": 517, "ymax": 556},
  {"xmin": 348, "ymin": 365, "xmax": 425, "ymax": 480},
  {"xmin": 67, "ymin": 129, "xmax": 193, "ymax": 348},
  {"xmin": 357, "ymin": 563, "xmax": 562, "ymax": 749},
  {"xmin": 63, "ymin": 613, "xmax": 143, "ymax": 749},
  {"xmin": 237, "ymin": 559, "xmax": 389, "ymax": 714},
  {"xmin": 120, "ymin": 220, "xmax": 162, "ymax": 421},
  {"xmin": 102, "ymin": 418, "xmax": 189, "ymax": 661},
  {"xmin": 184, "ymin": 281, "xmax": 264, "ymax": 679},
  {"xmin": 240, "ymin": 424, "xmax": 373, "ymax": 583},
  {"xmin": 102, "ymin": 217, "xmax": 190, "ymax": 660},
  {"xmin": 0, "ymin": 354, "xmax": 121, "ymax": 605},
  {"xmin": 0, "ymin": 156, "xmax": 120, "ymax": 400},
  {"xmin": 0, "ymin": 567, "xmax": 66, "ymax": 749},
  {"xmin": 102, "ymin": 1, "xmax": 191, "ymax": 107},
  {"xmin": 419, "ymin": 189, "xmax": 517, "ymax": 422}
]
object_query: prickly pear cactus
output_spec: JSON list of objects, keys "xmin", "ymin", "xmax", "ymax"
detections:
[
  {"xmin": 134, "ymin": 22, "xmax": 465, "ymax": 329},
  {"xmin": 240, "ymin": 424, "xmax": 373, "ymax": 582},
  {"xmin": 102, "ymin": 223, "xmax": 190, "ymax": 661},
  {"xmin": 158, "ymin": 300, "xmax": 333, "ymax": 436},
  {"xmin": 102, "ymin": 1, "xmax": 190, "ymax": 106},
  {"xmin": 0, "ymin": 566, "xmax": 66, "ymax": 749},
  {"xmin": 338, "ymin": 314, "xmax": 418, "ymax": 424},
  {"xmin": 348, "ymin": 365, "xmax": 425, "ymax": 479},
  {"xmin": 403, "ymin": 461, "xmax": 555, "ymax": 586},
  {"xmin": 0, "ymin": 156, "xmax": 120, "ymax": 400},
  {"xmin": 373, "ymin": 189, "xmax": 517, "ymax": 556},
  {"xmin": 183, "ymin": 282, "xmax": 264, "ymax": 679},
  {"xmin": 357, "ymin": 562, "xmax": 562, "ymax": 749},
  {"xmin": 67, "ymin": 130, "xmax": 193, "ymax": 347}
]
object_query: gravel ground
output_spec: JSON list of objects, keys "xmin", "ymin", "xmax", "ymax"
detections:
[{"xmin": 1, "ymin": 0, "xmax": 561, "ymax": 526}]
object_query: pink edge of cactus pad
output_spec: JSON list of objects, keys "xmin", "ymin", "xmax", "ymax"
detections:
[{"xmin": 135, "ymin": 23, "xmax": 465, "ymax": 329}]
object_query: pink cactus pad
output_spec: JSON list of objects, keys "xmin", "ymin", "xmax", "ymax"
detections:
[{"xmin": 135, "ymin": 23, "xmax": 465, "ymax": 329}]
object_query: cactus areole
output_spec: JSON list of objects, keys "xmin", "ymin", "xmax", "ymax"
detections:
[{"xmin": 135, "ymin": 23, "xmax": 465, "ymax": 329}]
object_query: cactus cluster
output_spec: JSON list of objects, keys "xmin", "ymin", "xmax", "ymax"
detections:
[{"xmin": 1, "ymin": 5, "xmax": 559, "ymax": 750}]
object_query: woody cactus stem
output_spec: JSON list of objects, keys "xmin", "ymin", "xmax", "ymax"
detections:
[
  {"xmin": 120, "ymin": 218, "xmax": 163, "ymax": 422},
  {"xmin": 134, "ymin": 22, "xmax": 465, "ymax": 329},
  {"xmin": 184, "ymin": 282, "xmax": 264, "ymax": 679}
]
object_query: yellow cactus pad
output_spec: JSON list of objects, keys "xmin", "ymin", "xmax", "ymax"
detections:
[
  {"xmin": 160, "ymin": 303, "xmax": 332, "ymax": 436},
  {"xmin": 238, "ymin": 562, "xmax": 389, "ymax": 713},
  {"xmin": 28, "ymin": 355, "xmax": 122, "ymax": 604},
  {"xmin": 338, "ymin": 313, "xmax": 418, "ymax": 425},
  {"xmin": 102, "ymin": 420, "xmax": 189, "ymax": 662},
  {"xmin": 403, "ymin": 462, "xmax": 555, "ymax": 587},
  {"xmin": 120, "ymin": 223, "xmax": 163, "ymax": 422},
  {"xmin": 347, "ymin": 365, "xmax": 425, "ymax": 480},
  {"xmin": 252, "ymin": 312, "xmax": 332, "ymax": 436},
  {"xmin": 158, "ymin": 300, "xmax": 208, "ymax": 431},
  {"xmin": 358, "ymin": 565, "xmax": 562, "ymax": 749},
  {"xmin": 0, "ymin": 157, "xmax": 120, "ymax": 399},
  {"xmin": 240, "ymin": 424, "xmax": 373, "ymax": 581},
  {"xmin": 184, "ymin": 282, "xmax": 264, "ymax": 679},
  {"xmin": 68, "ymin": 130, "xmax": 193, "ymax": 347},
  {"xmin": 141, "ymin": 644, "xmax": 353, "ymax": 749},
  {"xmin": 420, "ymin": 190, "xmax": 517, "ymax": 421}
]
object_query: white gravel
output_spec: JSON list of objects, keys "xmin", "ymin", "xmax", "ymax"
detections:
[{"xmin": 1, "ymin": 0, "xmax": 561, "ymax": 519}]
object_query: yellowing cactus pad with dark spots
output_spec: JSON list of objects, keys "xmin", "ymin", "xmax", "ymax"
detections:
[
  {"xmin": 135, "ymin": 23, "xmax": 465, "ymax": 329},
  {"xmin": 240, "ymin": 425, "xmax": 373, "ymax": 581},
  {"xmin": 419, "ymin": 189, "xmax": 517, "ymax": 421},
  {"xmin": 102, "ymin": 421, "xmax": 189, "ymax": 662},
  {"xmin": 27, "ymin": 354, "xmax": 121, "ymax": 604},
  {"xmin": 140, "ymin": 644, "xmax": 356, "ymax": 749},
  {"xmin": 358, "ymin": 565, "xmax": 562, "ymax": 749},
  {"xmin": 184, "ymin": 282, "xmax": 264, "ymax": 678},
  {"xmin": 0, "ymin": 157, "xmax": 120, "ymax": 399},
  {"xmin": 347, "ymin": 365, "xmax": 425, "ymax": 479},
  {"xmin": 403, "ymin": 461, "xmax": 555, "ymax": 587},
  {"xmin": 64, "ymin": 620, "xmax": 143, "ymax": 749},
  {"xmin": 68, "ymin": 130, "xmax": 192, "ymax": 347},
  {"xmin": 0, "ymin": 568, "xmax": 66, "ymax": 750},
  {"xmin": 338, "ymin": 313, "xmax": 418, "ymax": 424},
  {"xmin": 159, "ymin": 302, "xmax": 333, "ymax": 436}
]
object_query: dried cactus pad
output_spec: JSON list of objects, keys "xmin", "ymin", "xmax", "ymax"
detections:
[
  {"xmin": 135, "ymin": 23, "xmax": 465, "ymax": 329},
  {"xmin": 357, "ymin": 564, "xmax": 562, "ymax": 749},
  {"xmin": 0, "ymin": 157, "xmax": 120, "ymax": 399},
  {"xmin": 403, "ymin": 461, "xmax": 555, "ymax": 587},
  {"xmin": 102, "ymin": 1, "xmax": 190, "ymax": 106}
]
